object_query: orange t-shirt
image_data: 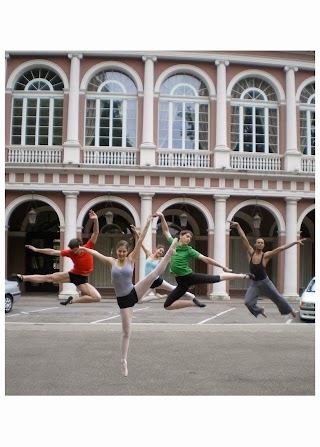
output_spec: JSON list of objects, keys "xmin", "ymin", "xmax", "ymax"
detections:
[{"xmin": 60, "ymin": 240, "xmax": 95, "ymax": 275}]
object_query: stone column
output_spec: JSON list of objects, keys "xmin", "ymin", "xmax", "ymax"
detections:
[
  {"xmin": 210, "ymin": 194, "xmax": 230, "ymax": 300},
  {"xmin": 139, "ymin": 56, "xmax": 157, "ymax": 166},
  {"xmin": 139, "ymin": 193, "xmax": 154, "ymax": 280},
  {"xmin": 283, "ymin": 197, "xmax": 301, "ymax": 300},
  {"xmin": 59, "ymin": 191, "xmax": 80, "ymax": 299},
  {"xmin": 63, "ymin": 53, "xmax": 83, "ymax": 164},
  {"xmin": 214, "ymin": 60, "xmax": 231, "ymax": 169},
  {"xmin": 283, "ymin": 66, "xmax": 301, "ymax": 171}
]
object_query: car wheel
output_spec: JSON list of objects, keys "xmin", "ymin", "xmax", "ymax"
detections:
[{"xmin": 5, "ymin": 294, "xmax": 13, "ymax": 313}]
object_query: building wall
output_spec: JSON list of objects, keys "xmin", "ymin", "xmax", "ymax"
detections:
[{"xmin": 5, "ymin": 51, "xmax": 315, "ymax": 299}]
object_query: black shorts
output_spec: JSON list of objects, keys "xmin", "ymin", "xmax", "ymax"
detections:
[
  {"xmin": 117, "ymin": 288, "xmax": 138, "ymax": 309},
  {"xmin": 68, "ymin": 272, "xmax": 89, "ymax": 286},
  {"xmin": 150, "ymin": 277, "xmax": 163, "ymax": 289}
]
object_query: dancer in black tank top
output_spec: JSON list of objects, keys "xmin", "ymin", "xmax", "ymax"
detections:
[{"xmin": 229, "ymin": 220, "xmax": 306, "ymax": 318}]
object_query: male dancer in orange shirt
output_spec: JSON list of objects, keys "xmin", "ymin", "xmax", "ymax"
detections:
[{"xmin": 10, "ymin": 209, "xmax": 101, "ymax": 305}]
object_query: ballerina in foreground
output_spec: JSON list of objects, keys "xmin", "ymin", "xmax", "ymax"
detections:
[{"xmin": 80, "ymin": 215, "xmax": 177, "ymax": 377}]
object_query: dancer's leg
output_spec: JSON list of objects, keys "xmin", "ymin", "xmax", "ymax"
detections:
[
  {"xmin": 71, "ymin": 283, "xmax": 101, "ymax": 303},
  {"xmin": 220, "ymin": 272, "xmax": 255, "ymax": 281},
  {"xmin": 164, "ymin": 272, "xmax": 220, "ymax": 308},
  {"xmin": 244, "ymin": 284, "xmax": 266, "ymax": 317},
  {"xmin": 13, "ymin": 272, "xmax": 69, "ymax": 283},
  {"xmin": 119, "ymin": 307, "xmax": 134, "ymax": 376},
  {"xmin": 135, "ymin": 238, "xmax": 177, "ymax": 300},
  {"xmin": 258, "ymin": 278, "xmax": 295, "ymax": 317},
  {"xmin": 139, "ymin": 290, "xmax": 161, "ymax": 303},
  {"xmin": 160, "ymin": 280, "xmax": 195, "ymax": 300}
]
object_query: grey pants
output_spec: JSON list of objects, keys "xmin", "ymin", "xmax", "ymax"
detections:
[{"xmin": 244, "ymin": 276, "xmax": 293, "ymax": 317}]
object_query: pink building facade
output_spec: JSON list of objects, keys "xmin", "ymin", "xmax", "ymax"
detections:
[{"xmin": 5, "ymin": 51, "xmax": 315, "ymax": 300}]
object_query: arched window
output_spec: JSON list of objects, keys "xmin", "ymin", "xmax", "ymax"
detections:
[
  {"xmin": 158, "ymin": 73, "xmax": 209, "ymax": 150},
  {"xmin": 299, "ymin": 82, "xmax": 315, "ymax": 155},
  {"xmin": 230, "ymin": 77, "xmax": 278, "ymax": 153},
  {"xmin": 85, "ymin": 70, "xmax": 138, "ymax": 148},
  {"xmin": 11, "ymin": 68, "xmax": 64, "ymax": 146}
]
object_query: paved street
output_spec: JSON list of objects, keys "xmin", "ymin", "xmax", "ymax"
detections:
[{"xmin": 5, "ymin": 294, "xmax": 315, "ymax": 396}]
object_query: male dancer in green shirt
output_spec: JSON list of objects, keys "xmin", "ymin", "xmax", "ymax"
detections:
[{"xmin": 156, "ymin": 213, "xmax": 254, "ymax": 310}]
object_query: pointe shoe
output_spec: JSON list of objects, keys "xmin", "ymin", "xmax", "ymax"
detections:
[
  {"xmin": 243, "ymin": 273, "xmax": 255, "ymax": 280},
  {"xmin": 168, "ymin": 238, "xmax": 178, "ymax": 256},
  {"xmin": 260, "ymin": 307, "xmax": 267, "ymax": 318},
  {"xmin": 193, "ymin": 297, "xmax": 206, "ymax": 308},
  {"xmin": 60, "ymin": 296, "xmax": 73, "ymax": 306},
  {"xmin": 156, "ymin": 293, "xmax": 168, "ymax": 299},
  {"xmin": 121, "ymin": 359, "xmax": 128, "ymax": 377}
]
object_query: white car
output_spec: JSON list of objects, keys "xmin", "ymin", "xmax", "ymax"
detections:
[
  {"xmin": 299, "ymin": 277, "xmax": 315, "ymax": 321},
  {"xmin": 5, "ymin": 279, "xmax": 21, "ymax": 313}
]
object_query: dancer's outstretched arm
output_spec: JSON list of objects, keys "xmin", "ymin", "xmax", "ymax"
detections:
[
  {"xmin": 25, "ymin": 245, "xmax": 61, "ymax": 256},
  {"xmin": 128, "ymin": 215, "xmax": 154, "ymax": 263},
  {"xmin": 198, "ymin": 254, "xmax": 233, "ymax": 273},
  {"xmin": 88, "ymin": 209, "xmax": 99, "ymax": 244},
  {"xmin": 130, "ymin": 225, "xmax": 152, "ymax": 258},
  {"xmin": 228, "ymin": 220, "xmax": 254, "ymax": 256},
  {"xmin": 80, "ymin": 246, "xmax": 114, "ymax": 268},
  {"xmin": 264, "ymin": 238, "xmax": 307, "ymax": 260},
  {"xmin": 155, "ymin": 212, "xmax": 171, "ymax": 240}
]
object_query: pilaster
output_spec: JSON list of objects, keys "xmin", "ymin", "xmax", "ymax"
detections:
[
  {"xmin": 139, "ymin": 193, "xmax": 155, "ymax": 280},
  {"xmin": 140, "ymin": 56, "xmax": 157, "ymax": 166},
  {"xmin": 214, "ymin": 60, "xmax": 231, "ymax": 169},
  {"xmin": 283, "ymin": 196, "xmax": 301, "ymax": 301},
  {"xmin": 63, "ymin": 53, "xmax": 83, "ymax": 164},
  {"xmin": 283, "ymin": 66, "xmax": 301, "ymax": 171},
  {"xmin": 59, "ymin": 191, "xmax": 80, "ymax": 299},
  {"xmin": 210, "ymin": 194, "xmax": 230, "ymax": 300}
]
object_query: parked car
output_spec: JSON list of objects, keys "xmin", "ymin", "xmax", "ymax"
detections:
[
  {"xmin": 299, "ymin": 277, "xmax": 315, "ymax": 321},
  {"xmin": 5, "ymin": 279, "xmax": 21, "ymax": 313}
]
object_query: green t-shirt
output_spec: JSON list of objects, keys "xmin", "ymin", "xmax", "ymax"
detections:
[{"xmin": 168, "ymin": 236, "xmax": 201, "ymax": 276}]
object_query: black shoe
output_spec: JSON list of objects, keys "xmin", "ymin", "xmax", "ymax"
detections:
[
  {"xmin": 60, "ymin": 296, "xmax": 73, "ymax": 306},
  {"xmin": 193, "ymin": 298, "xmax": 206, "ymax": 308},
  {"xmin": 244, "ymin": 273, "xmax": 255, "ymax": 280},
  {"xmin": 10, "ymin": 273, "xmax": 23, "ymax": 283}
]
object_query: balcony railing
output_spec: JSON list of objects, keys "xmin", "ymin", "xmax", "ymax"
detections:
[
  {"xmin": 7, "ymin": 146, "xmax": 63, "ymax": 163},
  {"xmin": 157, "ymin": 149, "xmax": 211, "ymax": 168},
  {"xmin": 83, "ymin": 147, "xmax": 137, "ymax": 165},
  {"xmin": 6, "ymin": 145, "xmax": 315, "ymax": 174},
  {"xmin": 301, "ymin": 156, "xmax": 315, "ymax": 173},
  {"xmin": 230, "ymin": 152, "xmax": 282, "ymax": 171}
]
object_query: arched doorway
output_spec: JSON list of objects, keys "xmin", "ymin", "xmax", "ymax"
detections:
[{"xmin": 7, "ymin": 202, "xmax": 60, "ymax": 292}]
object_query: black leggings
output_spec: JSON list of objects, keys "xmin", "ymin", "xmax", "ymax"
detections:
[{"xmin": 164, "ymin": 272, "xmax": 221, "ymax": 307}]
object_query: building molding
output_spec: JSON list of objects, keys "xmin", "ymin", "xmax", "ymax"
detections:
[
  {"xmin": 154, "ymin": 64, "xmax": 216, "ymax": 96},
  {"xmin": 79, "ymin": 61, "xmax": 143, "ymax": 93},
  {"xmin": 227, "ymin": 199, "xmax": 286, "ymax": 233},
  {"xmin": 5, "ymin": 194, "xmax": 65, "ymax": 228},
  {"xmin": 226, "ymin": 69, "xmax": 286, "ymax": 101},
  {"xmin": 6, "ymin": 59, "xmax": 69, "ymax": 91}
]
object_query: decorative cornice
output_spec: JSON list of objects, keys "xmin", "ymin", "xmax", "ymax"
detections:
[{"xmin": 5, "ymin": 51, "xmax": 315, "ymax": 71}]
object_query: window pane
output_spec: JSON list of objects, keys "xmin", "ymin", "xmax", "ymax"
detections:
[
  {"xmin": 112, "ymin": 137, "xmax": 122, "ymax": 147},
  {"xmin": 231, "ymin": 105, "xmax": 239, "ymax": 151},
  {"xmin": 25, "ymin": 136, "xmax": 35, "ymax": 145},
  {"xmin": 38, "ymin": 136, "xmax": 48, "ymax": 145}
]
